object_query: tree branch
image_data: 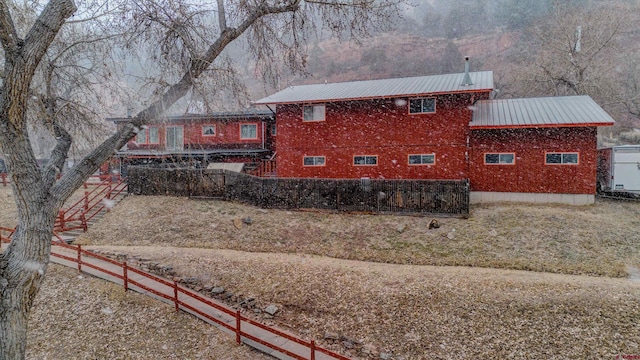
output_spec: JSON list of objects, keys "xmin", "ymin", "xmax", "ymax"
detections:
[
  {"xmin": 216, "ymin": 0, "xmax": 226, "ymax": 31},
  {"xmin": 0, "ymin": 0, "xmax": 19, "ymax": 53},
  {"xmin": 22, "ymin": 0, "xmax": 77, "ymax": 77}
]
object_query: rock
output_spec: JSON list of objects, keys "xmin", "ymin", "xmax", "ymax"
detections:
[
  {"xmin": 185, "ymin": 277, "xmax": 199, "ymax": 285},
  {"xmin": 428, "ymin": 219, "xmax": 440, "ymax": 229},
  {"xmin": 240, "ymin": 297, "xmax": 256, "ymax": 308},
  {"xmin": 162, "ymin": 265, "xmax": 174, "ymax": 273},
  {"xmin": 343, "ymin": 340, "xmax": 354, "ymax": 349},
  {"xmin": 211, "ymin": 287, "xmax": 225, "ymax": 295},
  {"xmin": 253, "ymin": 309, "xmax": 262, "ymax": 314},
  {"xmin": 396, "ymin": 224, "xmax": 406, "ymax": 233},
  {"xmin": 257, "ymin": 209, "xmax": 269, "ymax": 214},
  {"xmin": 324, "ymin": 332, "xmax": 340, "ymax": 340},
  {"xmin": 223, "ymin": 293, "xmax": 233, "ymax": 300},
  {"xmin": 203, "ymin": 285, "xmax": 213, "ymax": 292},
  {"xmin": 361, "ymin": 344, "xmax": 378, "ymax": 356},
  {"xmin": 446, "ymin": 232, "xmax": 455, "ymax": 240},
  {"xmin": 380, "ymin": 352, "xmax": 392, "ymax": 360},
  {"xmin": 264, "ymin": 305, "xmax": 279, "ymax": 316},
  {"xmin": 233, "ymin": 218, "xmax": 243, "ymax": 229},
  {"xmin": 242, "ymin": 217, "xmax": 253, "ymax": 225}
]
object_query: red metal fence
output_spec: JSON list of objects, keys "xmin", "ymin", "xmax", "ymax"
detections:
[
  {"xmin": 0, "ymin": 173, "xmax": 7, "ymax": 187},
  {"xmin": 47, "ymin": 242, "xmax": 351, "ymax": 360},
  {"xmin": 54, "ymin": 176, "xmax": 127, "ymax": 232}
]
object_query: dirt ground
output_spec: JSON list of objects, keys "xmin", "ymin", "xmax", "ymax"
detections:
[{"xmin": 2, "ymin": 186, "xmax": 640, "ymax": 359}]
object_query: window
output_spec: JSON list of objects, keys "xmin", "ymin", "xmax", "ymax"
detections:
[
  {"xmin": 240, "ymin": 124, "xmax": 257, "ymax": 139},
  {"xmin": 409, "ymin": 98, "xmax": 436, "ymax": 114},
  {"xmin": 354, "ymin": 155, "xmax": 378, "ymax": 166},
  {"xmin": 303, "ymin": 104, "xmax": 325, "ymax": 121},
  {"xmin": 303, "ymin": 156, "xmax": 325, "ymax": 166},
  {"xmin": 271, "ymin": 124, "xmax": 277, "ymax": 136},
  {"xmin": 149, "ymin": 128, "xmax": 159, "ymax": 144},
  {"xmin": 202, "ymin": 125, "xmax": 216, "ymax": 136},
  {"xmin": 408, "ymin": 154, "xmax": 435, "ymax": 165},
  {"xmin": 135, "ymin": 127, "xmax": 159, "ymax": 144},
  {"xmin": 485, "ymin": 153, "xmax": 515, "ymax": 165},
  {"xmin": 546, "ymin": 152, "xmax": 579, "ymax": 165}
]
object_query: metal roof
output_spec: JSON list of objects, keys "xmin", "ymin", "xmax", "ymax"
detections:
[
  {"xmin": 253, "ymin": 71, "xmax": 493, "ymax": 105},
  {"xmin": 108, "ymin": 109, "xmax": 273, "ymax": 123},
  {"xmin": 470, "ymin": 95, "xmax": 615, "ymax": 129}
]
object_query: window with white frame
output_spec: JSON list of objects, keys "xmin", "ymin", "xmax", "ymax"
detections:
[
  {"xmin": 303, "ymin": 104, "xmax": 326, "ymax": 121},
  {"xmin": 303, "ymin": 156, "xmax": 325, "ymax": 166},
  {"xmin": 240, "ymin": 124, "xmax": 257, "ymax": 139},
  {"xmin": 545, "ymin": 152, "xmax": 578, "ymax": 164},
  {"xmin": 485, "ymin": 153, "xmax": 515, "ymax": 165},
  {"xmin": 136, "ymin": 127, "xmax": 159, "ymax": 144},
  {"xmin": 202, "ymin": 125, "xmax": 216, "ymax": 136},
  {"xmin": 409, "ymin": 98, "xmax": 436, "ymax": 114},
  {"xmin": 408, "ymin": 154, "xmax": 435, "ymax": 165},
  {"xmin": 354, "ymin": 155, "xmax": 378, "ymax": 166}
]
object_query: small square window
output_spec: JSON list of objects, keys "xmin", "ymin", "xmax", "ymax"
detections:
[
  {"xmin": 240, "ymin": 124, "xmax": 257, "ymax": 139},
  {"xmin": 303, "ymin": 105, "xmax": 325, "ymax": 121},
  {"xmin": 271, "ymin": 124, "xmax": 277, "ymax": 136},
  {"xmin": 202, "ymin": 125, "xmax": 216, "ymax": 136},
  {"xmin": 409, "ymin": 98, "xmax": 436, "ymax": 114}
]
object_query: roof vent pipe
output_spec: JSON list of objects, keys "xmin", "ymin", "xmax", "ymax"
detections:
[{"xmin": 461, "ymin": 56, "xmax": 473, "ymax": 86}]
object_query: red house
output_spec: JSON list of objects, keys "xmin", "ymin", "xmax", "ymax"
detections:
[
  {"xmin": 254, "ymin": 68, "xmax": 614, "ymax": 205},
  {"xmin": 110, "ymin": 110, "xmax": 276, "ymax": 169}
]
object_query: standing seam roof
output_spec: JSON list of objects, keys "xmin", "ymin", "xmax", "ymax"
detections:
[
  {"xmin": 253, "ymin": 71, "xmax": 494, "ymax": 104},
  {"xmin": 470, "ymin": 95, "xmax": 615, "ymax": 128}
]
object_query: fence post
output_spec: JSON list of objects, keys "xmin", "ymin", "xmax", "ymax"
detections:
[
  {"xmin": 173, "ymin": 280, "xmax": 179, "ymax": 311},
  {"xmin": 1, "ymin": 173, "xmax": 6, "ymax": 186},
  {"xmin": 310, "ymin": 340, "xmax": 316, "ymax": 360},
  {"xmin": 236, "ymin": 309, "xmax": 241, "ymax": 344},
  {"xmin": 58, "ymin": 210, "xmax": 65, "ymax": 231},
  {"xmin": 123, "ymin": 262, "xmax": 128, "ymax": 292},
  {"xmin": 81, "ymin": 213, "xmax": 88, "ymax": 232},
  {"xmin": 77, "ymin": 245, "xmax": 82, "ymax": 272}
]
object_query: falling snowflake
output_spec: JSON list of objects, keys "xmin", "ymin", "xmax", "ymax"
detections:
[{"xmin": 102, "ymin": 198, "xmax": 116, "ymax": 209}]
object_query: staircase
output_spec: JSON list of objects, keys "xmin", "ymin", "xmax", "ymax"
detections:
[{"xmin": 55, "ymin": 176, "xmax": 128, "ymax": 243}]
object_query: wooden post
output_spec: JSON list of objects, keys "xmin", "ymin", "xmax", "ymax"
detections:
[
  {"xmin": 123, "ymin": 262, "xmax": 128, "ymax": 292},
  {"xmin": 310, "ymin": 340, "xmax": 316, "ymax": 360},
  {"xmin": 236, "ymin": 309, "xmax": 241, "ymax": 344},
  {"xmin": 173, "ymin": 280, "xmax": 179, "ymax": 312},
  {"xmin": 77, "ymin": 245, "xmax": 82, "ymax": 272}
]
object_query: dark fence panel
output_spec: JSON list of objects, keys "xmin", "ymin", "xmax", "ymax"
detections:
[{"xmin": 128, "ymin": 167, "xmax": 469, "ymax": 216}]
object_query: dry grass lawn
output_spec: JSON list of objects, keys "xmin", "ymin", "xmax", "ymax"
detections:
[{"xmin": 2, "ymin": 186, "xmax": 640, "ymax": 359}]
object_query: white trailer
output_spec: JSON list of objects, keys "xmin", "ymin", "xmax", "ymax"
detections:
[{"xmin": 597, "ymin": 145, "xmax": 640, "ymax": 193}]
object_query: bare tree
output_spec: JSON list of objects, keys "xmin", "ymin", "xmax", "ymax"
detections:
[{"xmin": 0, "ymin": 0, "xmax": 404, "ymax": 358}]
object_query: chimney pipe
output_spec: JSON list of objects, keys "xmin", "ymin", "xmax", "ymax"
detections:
[{"xmin": 461, "ymin": 56, "xmax": 473, "ymax": 86}]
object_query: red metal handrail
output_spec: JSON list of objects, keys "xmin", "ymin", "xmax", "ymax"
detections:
[{"xmin": 0, "ymin": 173, "xmax": 8, "ymax": 187}]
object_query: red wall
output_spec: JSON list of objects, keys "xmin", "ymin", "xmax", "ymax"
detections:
[
  {"xmin": 126, "ymin": 118, "xmax": 270, "ymax": 151},
  {"xmin": 275, "ymin": 93, "xmax": 489, "ymax": 179},
  {"xmin": 469, "ymin": 127, "xmax": 598, "ymax": 194}
]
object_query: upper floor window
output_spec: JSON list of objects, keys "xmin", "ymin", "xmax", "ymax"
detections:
[
  {"xmin": 485, "ymin": 153, "xmax": 515, "ymax": 165},
  {"xmin": 303, "ymin": 156, "xmax": 325, "ymax": 167},
  {"xmin": 409, "ymin": 98, "xmax": 436, "ymax": 114},
  {"xmin": 408, "ymin": 154, "xmax": 435, "ymax": 165},
  {"xmin": 354, "ymin": 155, "xmax": 378, "ymax": 166},
  {"xmin": 303, "ymin": 104, "xmax": 325, "ymax": 121},
  {"xmin": 546, "ymin": 152, "xmax": 579, "ymax": 165},
  {"xmin": 271, "ymin": 124, "xmax": 277, "ymax": 136},
  {"xmin": 202, "ymin": 125, "xmax": 216, "ymax": 136},
  {"xmin": 240, "ymin": 123, "xmax": 258, "ymax": 139},
  {"xmin": 136, "ymin": 127, "xmax": 159, "ymax": 144}
]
